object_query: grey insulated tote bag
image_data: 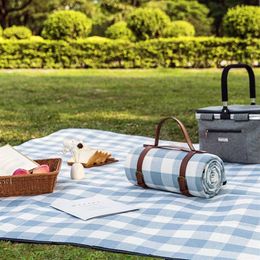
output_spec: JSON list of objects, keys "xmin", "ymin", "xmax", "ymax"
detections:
[{"xmin": 196, "ymin": 64, "xmax": 260, "ymax": 164}]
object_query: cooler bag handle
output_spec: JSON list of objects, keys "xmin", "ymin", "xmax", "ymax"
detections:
[
  {"xmin": 154, "ymin": 116, "xmax": 195, "ymax": 151},
  {"xmin": 221, "ymin": 64, "xmax": 256, "ymax": 119}
]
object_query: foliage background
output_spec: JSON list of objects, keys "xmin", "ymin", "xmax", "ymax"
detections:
[
  {"xmin": 0, "ymin": 0, "xmax": 259, "ymax": 36},
  {"xmin": 0, "ymin": 0, "xmax": 259, "ymax": 68},
  {"xmin": 0, "ymin": 1, "xmax": 259, "ymax": 259}
]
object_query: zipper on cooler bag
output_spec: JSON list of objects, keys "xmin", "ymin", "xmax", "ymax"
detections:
[{"xmin": 205, "ymin": 129, "xmax": 242, "ymax": 138}]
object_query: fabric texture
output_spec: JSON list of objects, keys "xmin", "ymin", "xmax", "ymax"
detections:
[
  {"xmin": 0, "ymin": 128, "xmax": 260, "ymax": 259},
  {"xmin": 124, "ymin": 147, "xmax": 226, "ymax": 198},
  {"xmin": 198, "ymin": 119, "xmax": 260, "ymax": 163}
]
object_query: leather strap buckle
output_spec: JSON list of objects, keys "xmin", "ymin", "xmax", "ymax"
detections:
[
  {"xmin": 136, "ymin": 146, "xmax": 154, "ymax": 189},
  {"xmin": 178, "ymin": 176, "xmax": 187, "ymax": 185},
  {"xmin": 178, "ymin": 176, "xmax": 188, "ymax": 191},
  {"xmin": 178, "ymin": 150, "xmax": 198, "ymax": 197},
  {"xmin": 136, "ymin": 170, "xmax": 147, "ymax": 188},
  {"xmin": 178, "ymin": 175, "xmax": 192, "ymax": 197}
]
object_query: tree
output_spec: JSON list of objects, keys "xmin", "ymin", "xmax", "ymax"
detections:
[
  {"xmin": 59, "ymin": 0, "xmax": 100, "ymax": 18},
  {"xmin": 14, "ymin": 0, "xmax": 61, "ymax": 34},
  {"xmin": 223, "ymin": 5, "xmax": 260, "ymax": 38},
  {"xmin": 99, "ymin": 0, "xmax": 150, "ymax": 24},
  {"xmin": 0, "ymin": 0, "xmax": 33, "ymax": 28},
  {"xmin": 198, "ymin": 0, "xmax": 260, "ymax": 35},
  {"xmin": 1, "ymin": 0, "xmax": 100, "ymax": 35},
  {"xmin": 146, "ymin": 0, "xmax": 212, "ymax": 36},
  {"xmin": 100, "ymin": 0, "xmax": 149, "ymax": 13}
]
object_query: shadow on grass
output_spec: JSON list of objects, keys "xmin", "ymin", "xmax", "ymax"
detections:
[{"xmin": 0, "ymin": 70, "xmax": 258, "ymax": 146}]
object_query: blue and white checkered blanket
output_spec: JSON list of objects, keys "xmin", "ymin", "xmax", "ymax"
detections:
[
  {"xmin": 0, "ymin": 129, "xmax": 260, "ymax": 259},
  {"xmin": 125, "ymin": 146, "xmax": 226, "ymax": 198}
]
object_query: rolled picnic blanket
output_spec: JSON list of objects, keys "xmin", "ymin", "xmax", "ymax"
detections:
[{"xmin": 124, "ymin": 117, "xmax": 226, "ymax": 198}]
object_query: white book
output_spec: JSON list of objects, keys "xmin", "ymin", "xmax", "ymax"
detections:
[
  {"xmin": 0, "ymin": 144, "xmax": 39, "ymax": 176},
  {"xmin": 51, "ymin": 195, "xmax": 139, "ymax": 221}
]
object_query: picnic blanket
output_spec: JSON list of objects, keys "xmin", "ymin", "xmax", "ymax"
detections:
[
  {"xmin": 0, "ymin": 128, "xmax": 260, "ymax": 259},
  {"xmin": 125, "ymin": 147, "xmax": 226, "ymax": 198}
]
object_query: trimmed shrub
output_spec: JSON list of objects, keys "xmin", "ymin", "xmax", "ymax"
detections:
[
  {"xmin": 106, "ymin": 21, "xmax": 135, "ymax": 41},
  {"xmin": 164, "ymin": 21, "xmax": 195, "ymax": 37},
  {"xmin": 127, "ymin": 8, "xmax": 170, "ymax": 41},
  {"xmin": 0, "ymin": 37, "xmax": 259, "ymax": 69},
  {"xmin": 223, "ymin": 5, "xmax": 260, "ymax": 38},
  {"xmin": 147, "ymin": 0, "xmax": 212, "ymax": 36},
  {"xmin": 42, "ymin": 10, "xmax": 92, "ymax": 40},
  {"xmin": 3, "ymin": 26, "xmax": 32, "ymax": 40},
  {"xmin": 30, "ymin": 36, "xmax": 44, "ymax": 41}
]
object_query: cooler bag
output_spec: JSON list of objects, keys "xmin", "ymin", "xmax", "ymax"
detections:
[{"xmin": 196, "ymin": 64, "xmax": 260, "ymax": 164}]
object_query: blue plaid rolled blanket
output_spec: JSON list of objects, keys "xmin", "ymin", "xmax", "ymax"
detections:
[{"xmin": 124, "ymin": 146, "xmax": 226, "ymax": 198}]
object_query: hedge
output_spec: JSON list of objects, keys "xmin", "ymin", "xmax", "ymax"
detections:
[{"xmin": 0, "ymin": 37, "xmax": 259, "ymax": 69}]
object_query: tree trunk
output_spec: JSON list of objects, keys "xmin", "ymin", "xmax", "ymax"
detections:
[
  {"xmin": 0, "ymin": 12, "xmax": 7, "ymax": 28},
  {"xmin": 131, "ymin": 0, "xmax": 138, "ymax": 7},
  {"xmin": 0, "ymin": 0, "xmax": 6, "ymax": 28},
  {"xmin": 0, "ymin": 0, "xmax": 32, "ymax": 28}
]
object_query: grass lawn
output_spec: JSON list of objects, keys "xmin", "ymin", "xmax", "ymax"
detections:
[{"xmin": 0, "ymin": 68, "xmax": 259, "ymax": 259}]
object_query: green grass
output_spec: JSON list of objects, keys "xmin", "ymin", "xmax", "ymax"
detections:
[{"xmin": 0, "ymin": 68, "xmax": 259, "ymax": 259}]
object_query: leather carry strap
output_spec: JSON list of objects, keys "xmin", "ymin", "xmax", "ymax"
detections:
[
  {"xmin": 154, "ymin": 117, "xmax": 195, "ymax": 151},
  {"xmin": 178, "ymin": 151, "xmax": 197, "ymax": 197},
  {"xmin": 136, "ymin": 117, "xmax": 200, "ymax": 195},
  {"xmin": 136, "ymin": 146, "xmax": 154, "ymax": 188},
  {"xmin": 144, "ymin": 144, "xmax": 192, "ymax": 153}
]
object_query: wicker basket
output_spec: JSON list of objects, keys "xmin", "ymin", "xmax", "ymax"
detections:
[{"xmin": 0, "ymin": 158, "xmax": 62, "ymax": 197}]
